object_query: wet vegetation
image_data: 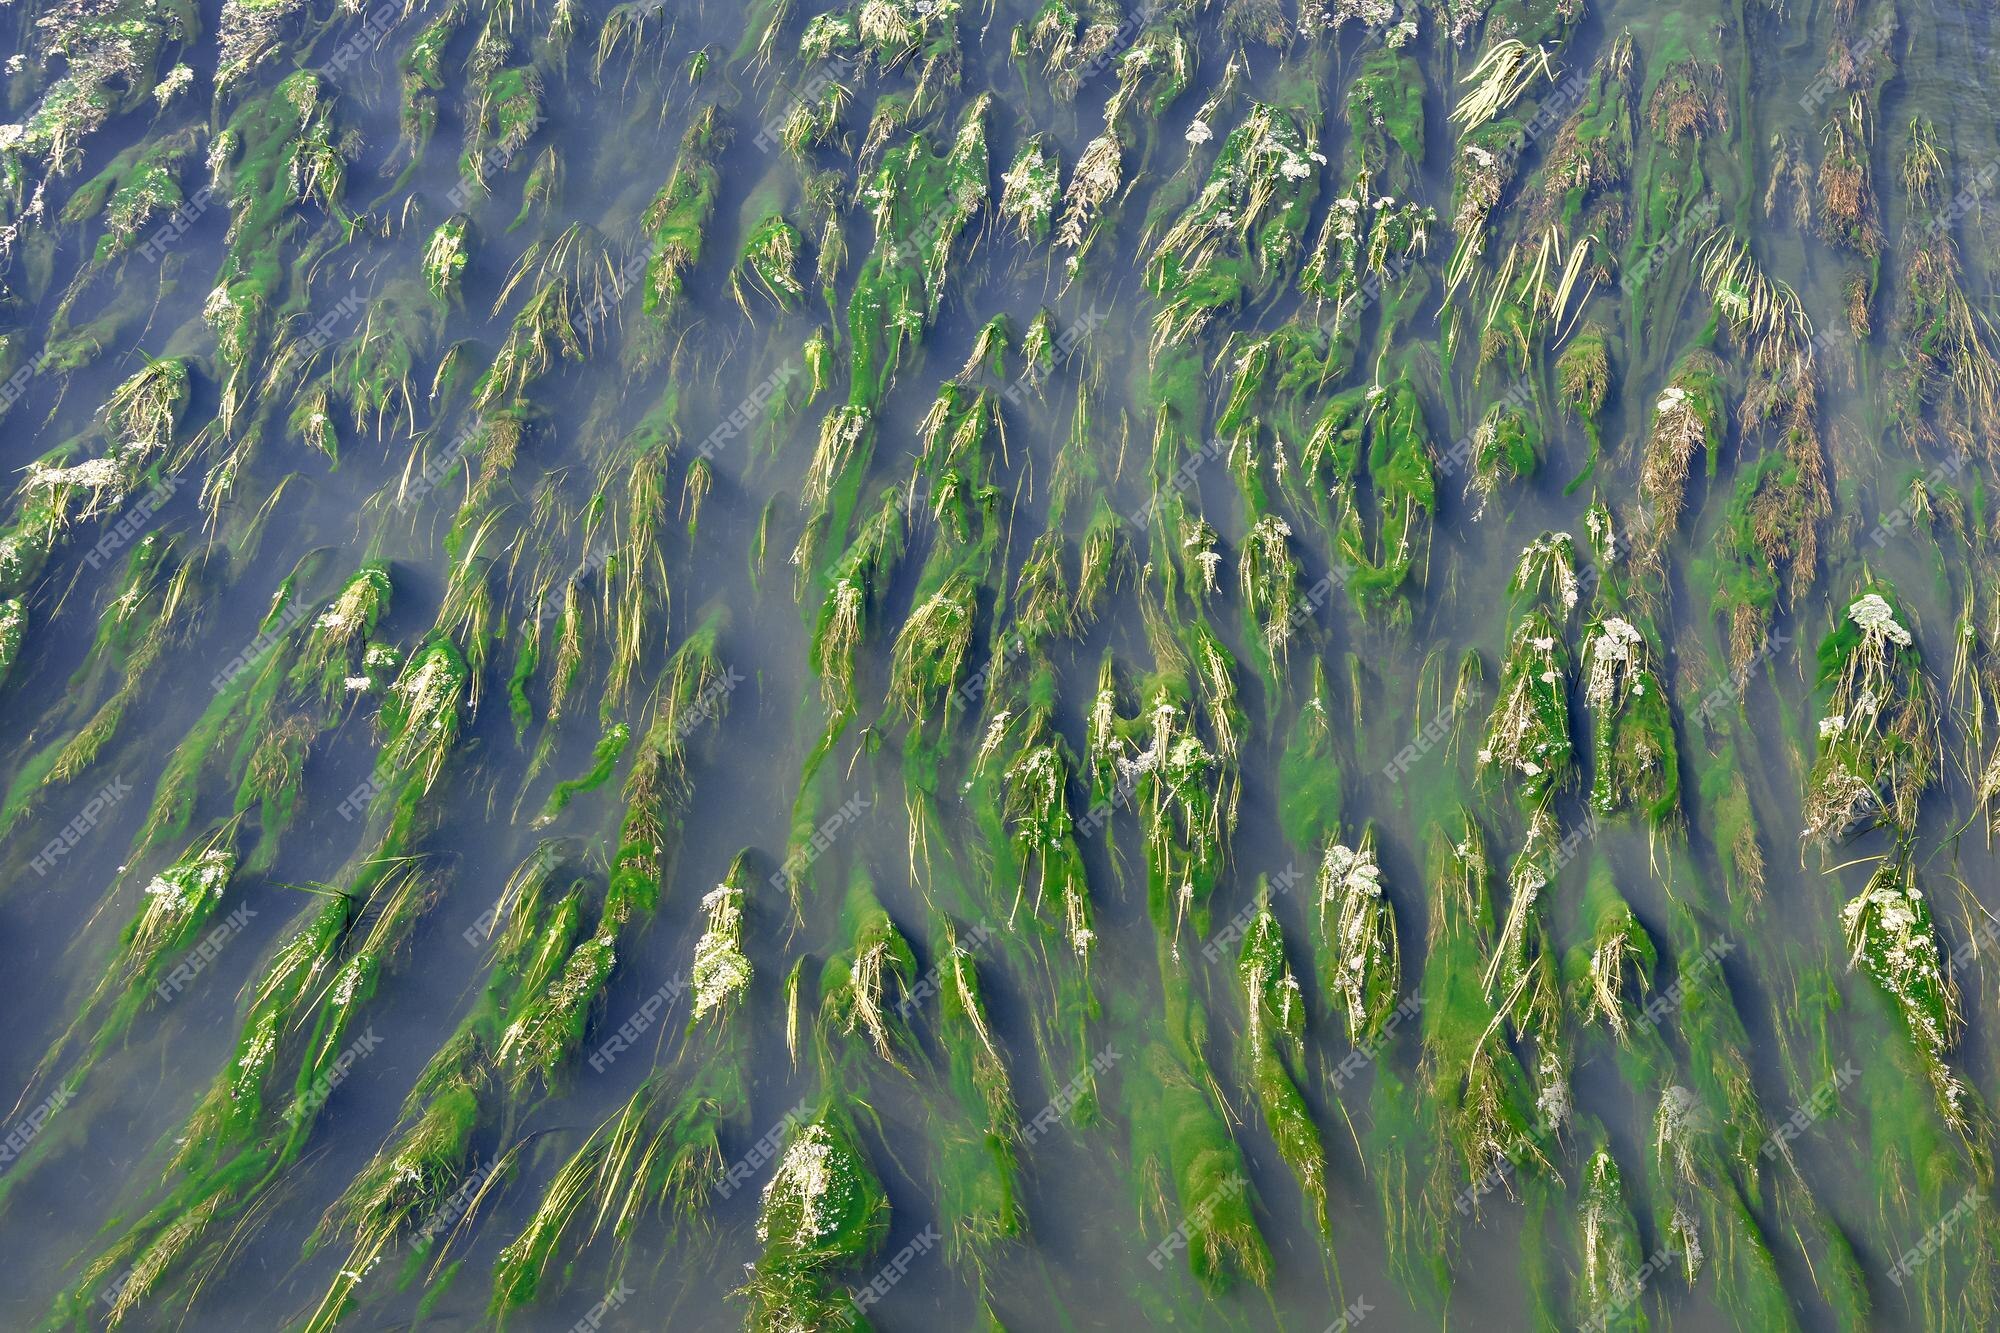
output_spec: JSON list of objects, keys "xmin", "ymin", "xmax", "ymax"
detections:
[{"xmin": 0, "ymin": 0, "xmax": 1997, "ymax": 1329}]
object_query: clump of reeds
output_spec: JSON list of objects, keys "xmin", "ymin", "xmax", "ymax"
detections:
[
  {"xmin": 1817, "ymin": 119, "xmax": 1881, "ymax": 259},
  {"xmin": 1840, "ymin": 850, "xmax": 1970, "ymax": 1135},
  {"xmin": 1479, "ymin": 608, "xmax": 1573, "ymax": 803},
  {"xmin": 1011, "ymin": 0, "xmax": 1123, "ymax": 102},
  {"xmin": 1889, "ymin": 123, "xmax": 2000, "ymax": 458},
  {"xmin": 1238, "ymin": 512, "xmax": 1302, "ymax": 675},
  {"xmin": 305, "ymin": 849, "xmax": 575, "ymax": 1328},
  {"xmin": 819, "ymin": 871, "xmax": 917, "ymax": 1071},
  {"xmin": 1144, "ymin": 102, "xmax": 1323, "ymax": 353},
  {"xmin": 291, "ymin": 563, "xmax": 394, "ymax": 708},
  {"xmin": 1699, "ymin": 231, "xmax": 1812, "ymax": 351},
  {"xmin": 1637, "ymin": 350, "xmax": 1725, "ymax": 564},
  {"xmin": 1577, "ymin": 1145, "xmax": 1646, "ymax": 1329},
  {"xmin": 1584, "ymin": 613, "xmax": 1679, "ymax": 825},
  {"xmin": 738, "ymin": 1107, "xmax": 891, "ymax": 1328},
  {"xmin": 1465, "ymin": 401, "xmax": 1539, "ymax": 517},
  {"xmin": 999, "ymin": 133, "xmax": 1061, "ymax": 244},
  {"xmin": 478, "ymin": 223, "xmax": 621, "ymax": 408},
  {"xmin": 691, "ymin": 876, "xmax": 752, "ymax": 1024},
  {"xmin": 641, "ymin": 104, "xmax": 725, "ymax": 322},
  {"xmin": 931, "ymin": 917, "xmax": 1025, "ymax": 1257},
  {"xmin": 1803, "ymin": 589, "xmax": 1937, "ymax": 844},
  {"xmin": 1125, "ymin": 1041, "xmax": 1272, "ymax": 1292},
  {"xmin": 1236, "ymin": 902, "xmax": 1328, "ymax": 1233},
  {"xmin": 1450, "ymin": 38, "xmax": 1554, "ymax": 131},
  {"xmin": 1567, "ymin": 860, "xmax": 1654, "ymax": 1043},
  {"xmin": 1311, "ymin": 378, "xmax": 1436, "ymax": 615},
  {"xmin": 1646, "ymin": 57, "xmax": 1725, "ymax": 143},
  {"xmin": 809, "ymin": 491, "xmax": 905, "ymax": 713},
  {"xmin": 888, "ymin": 570, "xmax": 977, "ymax": 731},
  {"xmin": 996, "ymin": 710, "xmax": 1095, "ymax": 959},
  {"xmin": 733, "ymin": 212, "xmax": 808, "ymax": 315},
  {"xmin": 1418, "ymin": 811, "xmax": 1551, "ymax": 1211},
  {"xmin": 377, "ymin": 636, "xmax": 470, "ymax": 796},
  {"xmin": 1317, "ymin": 829, "xmax": 1400, "ymax": 1042}
]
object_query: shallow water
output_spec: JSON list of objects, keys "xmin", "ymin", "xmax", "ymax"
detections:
[{"xmin": 1, "ymin": 0, "xmax": 1998, "ymax": 1330}]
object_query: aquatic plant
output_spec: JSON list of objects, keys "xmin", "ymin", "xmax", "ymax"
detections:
[
  {"xmin": 737, "ymin": 1107, "xmax": 890, "ymax": 1329},
  {"xmin": 0, "ymin": 5, "xmax": 1996, "ymax": 1329},
  {"xmin": 1235, "ymin": 901, "xmax": 1327, "ymax": 1233},
  {"xmin": 1803, "ymin": 589, "xmax": 1936, "ymax": 844},
  {"xmin": 1479, "ymin": 607, "xmax": 1573, "ymax": 803},
  {"xmin": 1316, "ymin": 829, "xmax": 1399, "ymax": 1042}
]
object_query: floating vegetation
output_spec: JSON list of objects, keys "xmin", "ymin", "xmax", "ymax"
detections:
[
  {"xmin": 738, "ymin": 1107, "xmax": 890, "ymax": 1329},
  {"xmin": 1235, "ymin": 899, "xmax": 1326, "ymax": 1233},
  {"xmin": 1480, "ymin": 608, "xmax": 1573, "ymax": 803},
  {"xmin": 2, "ymin": 3, "xmax": 1998, "ymax": 1329},
  {"xmin": 1317, "ymin": 830, "xmax": 1399, "ymax": 1042},
  {"xmin": 1804, "ymin": 589, "xmax": 1937, "ymax": 844}
]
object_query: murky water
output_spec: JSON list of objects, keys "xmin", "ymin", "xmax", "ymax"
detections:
[{"xmin": 2, "ymin": 0, "xmax": 1998, "ymax": 1330}]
